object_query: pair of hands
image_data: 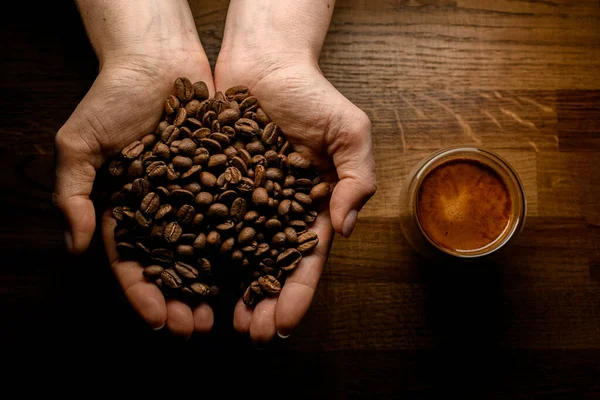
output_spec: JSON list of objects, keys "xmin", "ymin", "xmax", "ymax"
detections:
[{"xmin": 53, "ymin": 0, "xmax": 376, "ymax": 343}]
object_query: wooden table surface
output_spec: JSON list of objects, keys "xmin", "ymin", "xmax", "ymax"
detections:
[{"xmin": 2, "ymin": 0, "xmax": 599, "ymax": 396}]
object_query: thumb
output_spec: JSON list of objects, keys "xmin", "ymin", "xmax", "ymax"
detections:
[
  {"xmin": 53, "ymin": 131, "xmax": 100, "ymax": 254},
  {"xmin": 328, "ymin": 109, "xmax": 377, "ymax": 238}
]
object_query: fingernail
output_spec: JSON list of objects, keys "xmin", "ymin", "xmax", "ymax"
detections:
[
  {"xmin": 64, "ymin": 230, "xmax": 74, "ymax": 253},
  {"xmin": 342, "ymin": 209, "xmax": 358, "ymax": 238},
  {"xmin": 152, "ymin": 323, "xmax": 165, "ymax": 331},
  {"xmin": 277, "ymin": 332, "xmax": 291, "ymax": 340}
]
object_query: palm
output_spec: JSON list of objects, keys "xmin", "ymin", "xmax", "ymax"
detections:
[
  {"xmin": 55, "ymin": 55, "xmax": 215, "ymax": 337},
  {"xmin": 215, "ymin": 62, "xmax": 373, "ymax": 342}
]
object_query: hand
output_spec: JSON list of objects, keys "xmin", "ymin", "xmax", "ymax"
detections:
[
  {"xmin": 215, "ymin": 52, "xmax": 377, "ymax": 343},
  {"xmin": 53, "ymin": 17, "xmax": 216, "ymax": 336}
]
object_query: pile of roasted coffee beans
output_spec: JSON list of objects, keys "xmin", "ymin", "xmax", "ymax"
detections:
[{"xmin": 104, "ymin": 77, "xmax": 331, "ymax": 308}]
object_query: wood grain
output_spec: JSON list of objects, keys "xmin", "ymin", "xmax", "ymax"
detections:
[{"xmin": 1, "ymin": 0, "xmax": 599, "ymax": 396}]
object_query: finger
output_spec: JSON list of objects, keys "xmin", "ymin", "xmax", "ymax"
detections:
[
  {"xmin": 166, "ymin": 299, "xmax": 195, "ymax": 338},
  {"xmin": 54, "ymin": 134, "xmax": 99, "ymax": 254},
  {"xmin": 193, "ymin": 303, "xmax": 214, "ymax": 334},
  {"xmin": 275, "ymin": 210, "xmax": 334, "ymax": 337},
  {"xmin": 249, "ymin": 297, "xmax": 277, "ymax": 344},
  {"xmin": 233, "ymin": 298, "xmax": 253, "ymax": 334},
  {"xmin": 328, "ymin": 110, "xmax": 376, "ymax": 237},
  {"xmin": 102, "ymin": 211, "xmax": 167, "ymax": 330}
]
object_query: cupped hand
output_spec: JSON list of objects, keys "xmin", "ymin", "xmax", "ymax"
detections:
[
  {"xmin": 215, "ymin": 55, "xmax": 377, "ymax": 343},
  {"xmin": 53, "ymin": 52, "xmax": 215, "ymax": 337}
]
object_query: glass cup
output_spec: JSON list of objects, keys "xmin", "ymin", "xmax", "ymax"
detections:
[{"xmin": 400, "ymin": 146, "xmax": 526, "ymax": 260}]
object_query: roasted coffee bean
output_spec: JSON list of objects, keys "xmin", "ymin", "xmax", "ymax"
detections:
[
  {"xmin": 278, "ymin": 199, "xmax": 291, "ymax": 215},
  {"xmin": 168, "ymin": 189, "xmax": 195, "ymax": 204},
  {"xmin": 177, "ymin": 204, "xmax": 195, "ymax": 225},
  {"xmin": 175, "ymin": 77, "xmax": 194, "ymax": 101},
  {"xmin": 277, "ymin": 248, "xmax": 302, "ymax": 271},
  {"xmin": 195, "ymin": 192, "xmax": 213, "ymax": 207},
  {"xmin": 165, "ymin": 95, "xmax": 180, "ymax": 114},
  {"xmin": 176, "ymin": 244, "xmax": 195, "ymax": 257},
  {"xmin": 164, "ymin": 221, "xmax": 183, "ymax": 243},
  {"xmin": 173, "ymin": 107, "xmax": 187, "ymax": 127},
  {"xmin": 122, "ymin": 141, "xmax": 144, "ymax": 159},
  {"xmin": 172, "ymin": 155, "xmax": 193, "ymax": 169},
  {"xmin": 310, "ymin": 182, "xmax": 332, "ymax": 202},
  {"xmin": 284, "ymin": 226, "xmax": 298, "ymax": 244},
  {"xmin": 140, "ymin": 192, "xmax": 160, "ymax": 215},
  {"xmin": 151, "ymin": 248, "xmax": 174, "ymax": 265},
  {"xmin": 200, "ymin": 171, "xmax": 217, "ymax": 187},
  {"xmin": 175, "ymin": 261, "xmax": 199, "ymax": 280},
  {"xmin": 193, "ymin": 81, "xmax": 209, "ymax": 101},
  {"xmin": 161, "ymin": 269, "xmax": 182, "ymax": 289},
  {"xmin": 208, "ymin": 154, "xmax": 228, "ymax": 168},
  {"xmin": 304, "ymin": 210, "xmax": 318, "ymax": 223},
  {"xmin": 265, "ymin": 218, "xmax": 282, "ymax": 230},
  {"xmin": 224, "ymin": 166, "xmax": 242, "ymax": 184},
  {"xmin": 126, "ymin": 158, "xmax": 144, "ymax": 178},
  {"xmin": 235, "ymin": 118, "xmax": 259, "ymax": 137},
  {"xmin": 238, "ymin": 227, "xmax": 256, "ymax": 244},
  {"xmin": 240, "ymin": 96, "xmax": 259, "ymax": 113},
  {"xmin": 155, "ymin": 204, "xmax": 174, "ymax": 220},
  {"xmin": 262, "ymin": 123, "xmax": 281, "ymax": 146},
  {"xmin": 225, "ymin": 85, "xmax": 250, "ymax": 102},
  {"xmin": 289, "ymin": 220, "xmax": 308, "ymax": 234},
  {"xmin": 297, "ymin": 231, "xmax": 319, "ymax": 253},
  {"xmin": 271, "ymin": 232, "xmax": 286, "ymax": 247},
  {"xmin": 230, "ymin": 197, "xmax": 247, "ymax": 220},
  {"xmin": 207, "ymin": 203, "xmax": 229, "ymax": 218},
  {"xmin": 206, "ymin": 230, "xmax": 221, "ymax": 247},
  {"xmin": 258, "ymin": 275, "xmax": 281, "ymax": 295},
  {"xmin": 193, "ymin": 233, "xmax": 207, "ymax": 250},
  {"xmin": 252, "ymin": 187, "xmax": 269, "ymax": 206},
  {"xmin": 161, "ymin": 125, "xmax": 180, "ymax": 145},
  {"xmin": 191, "ymin": 282, "xmax": 210, "ymax": 296},
  {"xmin": 201, "ymin": 138, "xmax": 222, "ymax": 154},
  {"xmin": 143, "ymin": 265, "xmax": 164, "ymax": 280}
]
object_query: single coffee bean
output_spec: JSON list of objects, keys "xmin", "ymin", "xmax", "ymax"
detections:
[
  {"xmin": 230, "ymin": 197, "xmax": 247, "ymax": 220},
  {"xmin": 262, "ymin": 123, "xmax": 280, "ymax": 145},
  {"xmin": 223, "ymin": 146, "xmax": 239, "ymax": 160},
  {"xmin": 225, "ymin": 85, "xmax": 250, "ymax": 102},
  {"xmin": 177, "ymin": 204, "xmax": 195, "ymax": 225},
  {"xmin": 278, "ymin": 199, "xmax": 291, "ymax": 215},
  {"xmin": 288, "ymin": 220, "xmax": 308, "ymax": 234},
  {"xmin": 108, "ymin": 160, "xmax": 126, "ymax": 177},
  {"xmin": 206, "ymin": 230, "xmax": 221, "ymax": 247},
  {"xmin": 172, "ymin": 155, "xmax": 193, "ymax": 169},
  {"xmin": 161, "ymin": 125, "xmax": 180, "ymax": 145},
  {"xmin": 176, "ymin": 244, "xmax": 195, "ymax": 257},
  {"xmin": 297, "ymin": 231, "xmax": 319, "ymax": 253},
  {"xmin": 193, "ymin": 81, "xmax": 209, "ymax": 101},
  {"xmin": 173, "ymin": 107, "xmax": 187, "ymax": 127},
  {"xmin": 155, "ymin": 204, "xmax": 174, "ymax": 220},
  {"xmin": 164, "ymin": 221, "xmax": 183, "ymax": 243},
  {"xmin": 175, "ymin": 261, "xmax": 199, "ymax": 280},
  {"xmin": 165, "ymin": 95, "xmax": 180, "ymax": 114},
  {"xmin": 230, "ymin": 156, "xmax": 248, "ymax": 175},
  {"xmin": 271, "ymin": 232, "xmax": 287, "ymax": 247},
  {"xmin": 218, "ymin": 108, "xmax": 240, "ymax": 126},
  {"xmin": 143, "ymin": 265, "xmax": 164, "ymax": 280},
  {"xmin": 177, "ymin": 138, "xmax": 197, "ymax": 156},
  {"xmin": 207, "ymin": 203, "xmax": 229, "ymax": 218},
  {"xmin": 208, "ymin": 154, "xmax": 228, "ymax": 168},
  {"xmin": 304, "ymin": 210, "xmax": 318, "ymax": 223},
  {"xmin": 243, "ymin": 286, "xmax": 255, "ymax": 306},
  {"xmin": 200, "ymin": 171, "xmax": 217, "ymax": 187},
  {"xmin": 140, "ymin": 192, "xmax": 160, "ymax": 215},
  {"xmin": 258, "ymin": 275, "xmax": 281, "ymax": 295},
  {"xmin": 193, "ymin": 212, "xmax": 204, "ymax": 226},
  {"xmin": 182, "ymin": 164, "xmax": 202, "ymax": 181},
  {"xmin": 235, "ymin": 118, "xmax": 259, "ymax": 137},
  {"xmin": 200, "ymin": 138, "xmax": 222, "ymax": 154},
  {"xmin": 191, "ymin": 282, "xmax": 210, "ymax": 296},
  {"xmin": 210, "ymin": 132, "xmax": 231, "ymax": 147},
  {"xmin": 238, "ymin": 226, "xmax": 256, "ymax": 244},
  {"xmin": 224, "ymin": 166, "xmax": 242, "ymax": 184},
  {"xmin": 193, "ymin": 233, "xmax": 207, "ymax": 250},
  {"xmin": 168, "ymin": 188, "xmax": 195, "ymax": 205},
  {"xmin": 161, "ymin": 269, "xmax": 182, "ymax": 289},
  {"xmin": 174, "ymin": 77, "xmax": 194, "ymax": 101},
  {"xmin": 284, "ymin": 226, "xmax": 298, "ymax": 244},
  {"xmin": 151, "ymin": 248, "xmax": 174, "ymax": 265},
  {"xmin": 194, "ymin": 192, "xmax": 214, "ymax": 207},
  {"xmin": 291, "ymin": 200, "xmax": 305, "ymax": 214},
  {"xmin": 252, "ymin": 187, "xmax": 269, "ymax": 206},
  {"xmin": 246, "ymin": 140, "xmax": 265, "ymax": 155},
  {"xmin": 254, "ymin": 165, "xmax": 266, "ymax": 187},
  {"xmin": 265, "ymin": 218, "xmax": 282, "ymax": 230},
  {"xmin": 122, "ymin": 141, "xmax": 144, "ymax": 159},
  {"xmin": 277, "ymin": 248, "xmax": 303, "ymax": 271},
  {"xmin": 240, "ymin": 96, "xmax": 259, "ymax": 113},
  {"xmin": 310, "ymin": 182, "xmax": 332, "ymax": 202},
  {"xmin": 220, "ymin": 237, "xmax": 236, "ymax": 253}
]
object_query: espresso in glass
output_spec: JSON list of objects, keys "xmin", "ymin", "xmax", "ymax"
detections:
[{"xmin": 400, "ymin": 146, "xmax": 526, "ymax": 260}]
